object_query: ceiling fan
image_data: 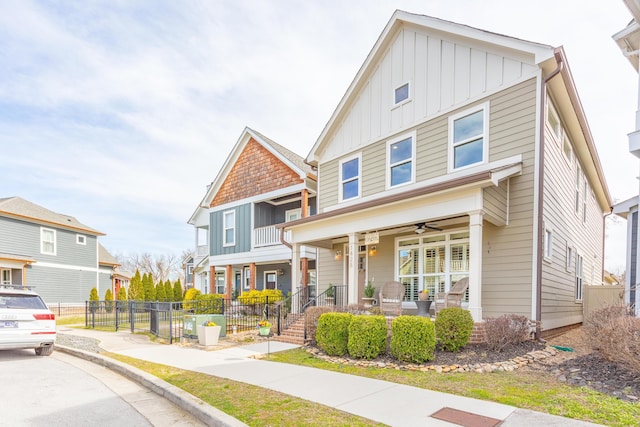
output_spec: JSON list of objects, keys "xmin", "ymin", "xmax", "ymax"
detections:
[{"xmin": 413, "ymin": 222, "xmax": 442, "ymax": 234}]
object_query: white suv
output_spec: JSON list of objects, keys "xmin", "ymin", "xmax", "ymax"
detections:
[{"xmin": 0, "ymin": 285, "xmax": 56, "ymax": 356}]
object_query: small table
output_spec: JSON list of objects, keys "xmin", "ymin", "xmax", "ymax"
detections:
[{"xmin": 415, "ymin": 300, "xmax": 432, "ymax": 317}]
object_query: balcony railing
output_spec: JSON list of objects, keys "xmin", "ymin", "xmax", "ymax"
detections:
[
  {"xmin": 196, "ymin": 245, "xmax": 208, "ymax": 257},
  {"xmin": 254, "ymin": 225, "xmax": 291, "ymax": 247}
]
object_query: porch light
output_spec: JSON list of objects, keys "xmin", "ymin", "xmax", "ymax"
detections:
[
  {"xmin": 368, "ymin": 246, "xmax": 377, "ymax": 256},
  {"xmin": 334, "ymin": 250, "xmax": 342, "ymax": 260}
]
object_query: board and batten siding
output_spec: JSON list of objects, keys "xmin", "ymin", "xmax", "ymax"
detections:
[
  {"xmin": 318, "ymin": 25, "xmax": 538, "ymax": 163},
  {"xmin": 209, "ymin": 204, "xmax": 252, "ymax": 256},
  {"xmin": 540, "ymin": 102, "xmax": 605, "ymax": 330},
  {"xmin": 0, "ymin": 216, "xmax": 98, "ymax": 268}
]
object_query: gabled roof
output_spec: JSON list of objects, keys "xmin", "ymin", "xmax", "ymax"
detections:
[
  {"xmin": 0, "ymin": 196, "xmax": 104, "ymax": 236},
  {"xmin": 98, "ymin": 243, "xmax": 119, "ymax": 267},
  {"xmin": 188, "ymin": 127, "xmax": 316, "ymax": 224},
  {"xmin": 307, "ymin": 10, "xmax": 554, "ymax": 164},
  {"xmin": 613, "ymin": 1, "xmax": 640, "ymax": 71}
]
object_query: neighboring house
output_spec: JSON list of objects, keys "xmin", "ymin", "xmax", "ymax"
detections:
[
  {"xmin": 188, "ymin": 127, "xmax": 317, "ymax": 298},
  {"xmin": 0, "ymin": 196, "xmax": 106, "ymax": 304},
  {"xmin": 281, "ymin": 11, "xmax": 611, "ymax": 333},
  {"xmin": 612, "ymin": 0, "xmax": 640, "ymax": 316},
  {"xmin": 183, "ymin": 254, "xmax": 194, "ymax": 290},
  {"xmin": 97, "ymin": 243, "xmax": 131, "ymax": 298}
]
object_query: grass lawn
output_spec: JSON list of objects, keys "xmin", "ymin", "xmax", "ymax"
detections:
[
  {"xmin": 266, "ymin": 348, "xmax": 640, "ymax": 427},
  {"xmin": 106, "ymin": 352, "xmax": 386, "ymax": 427}
]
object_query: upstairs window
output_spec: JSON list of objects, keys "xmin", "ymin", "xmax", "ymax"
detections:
[
  {"xmin": 76, "ymin": 234, "xmax": 86, "ymax": 245},
  {"xmin": 387, "ymin": 133, "xmax": 415, "ymax": 188},
  {"xmin": 394, "ymin": 82, "xmax": 410, "ymax": 105},
  {"xmin": 339, "ymin": 154, "xmax": 361, "ymax": 201},
  {"xmin": 450, "ymin": 104, "xmax": 488, "ymax": 170},
  {"xmin": 575, "ymin": 253, "xmax": 584, "ymax": 301},
  {"xmin": 223, "ymin": 210, "xmax": 236, "ymax": 247},
  {"xmin": 575, "ymin": 166, "xmax": 582, "ymax": 216},
  {"xmin": 543, "ymin": 226, "xmax": 553, "ymax": 261},
  {"xmin": 582, "ymin": 178, "xmax": 588, "ymax": 223},
  {"xmin": 547, "ymin": 102, "xmax": 562, "ymax": 140},
  {"xmin": 563, "ymin": 135, "xmax": 573, "ymax": 162},
  {"xmin": 41, "ymin": 228, "xmax": 56, "ymax": 255}
]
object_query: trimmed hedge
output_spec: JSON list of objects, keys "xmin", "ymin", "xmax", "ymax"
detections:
[
  {"xmin": 316, "ymin": 312, "xmax": 353, "ymax": 356},
  {"xmin": 184, "ymin": 289, "xmax": 224, "ymax": 314},
  {"xmin": 347, "ymin": 315, "xmax": 387, "ymax": 359},
  {"xmin": 237, "ymin": 289, "xmax": 284, "ymax": 304},
  {"xmin": 435, "ymin": 307, "xmax": 474, "ymax": 352},
  {"xmin": 390, "ymin": 315, "xmax": 436, "ymax": 363}
]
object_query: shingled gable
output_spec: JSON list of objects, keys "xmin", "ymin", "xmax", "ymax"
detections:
[
  {"xmin": 196, "ymin": 127, "xmax": 316, "ymax": 210},
  {"xmin": 0, "ymin": 196, "xmax": 104, "ymax": 235}
]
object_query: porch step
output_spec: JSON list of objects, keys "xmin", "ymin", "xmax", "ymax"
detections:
[{"xmin": 273, "ymin": 316, "xmax": 307, "ymax": 346}]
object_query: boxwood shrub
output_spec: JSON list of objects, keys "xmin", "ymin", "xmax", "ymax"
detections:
[
  {"xmin": 390, "ymin": 315, "xmax": 436, "ymax": 363},
  {"xmin": 316, "ymin": 312, "xmax": 353, "ymax": 356},
  {"xmin": 435, "ymin": 307, "xmax": 474, "ymax": 352},
  {"xmin": 347, "ymin": 315, "xmax": 387, "ymax": 359}
]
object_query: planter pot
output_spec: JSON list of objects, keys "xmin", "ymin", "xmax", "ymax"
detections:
[
  {"xmin": 418, "ymin": 292, "xmax": 429, "ymax": 301},
  {"xmin": 259, "ymin": 326, "xmax": 271, "ymax": 336},
  {"xmin": 362, "ymin": 297, "xmax": 376, "ymax": 309},
  {"xmin": 197, "ymin": 325, "xmax": 221, "ymax": 346}
]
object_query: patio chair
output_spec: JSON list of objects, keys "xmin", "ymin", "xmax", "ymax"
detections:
[
  {"xmin": 379, "ymin": 281, "xmax": 404, "ymax": 316},
  {"xmin": 434, "ymin": 277, "xmax": 469, "ymax": 315}
]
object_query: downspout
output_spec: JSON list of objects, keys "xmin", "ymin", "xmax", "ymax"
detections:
[
  {"xmin": 602, "ymin": 209, "xmax": 613, "ymax": 285},
  {"xmin": 535, "ymin": 49, "xmax": 563, "ymax": 341}
]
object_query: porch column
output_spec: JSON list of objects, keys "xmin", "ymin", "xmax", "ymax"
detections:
[
  {"xmin": 209, "ymin": 266, "xmax": 215, "ymax": 294},
  {"xmin": 225, "ymin": 265, "xmax": 232, "ymax": 300},
  {"xmin": 301, "ymin": 189, "xmax": 309, "ymax": 218},
  {"xmin": 348, "ymin": 233, "xmax": 359, "ymax": 305},
  {"xmin": 291, "ymin": 243, "xmax": 301, "ymax": 314},
  {"xmin": 301, "ymin": 257, "xmax": 309, "ymax": 287},
  {"xmin": 468, "ymin": 210, "xmax": 484, "ymax": 322},
  {"xmin": 249, "ymin": 263, "xmax": 256, "ymax": 291}
]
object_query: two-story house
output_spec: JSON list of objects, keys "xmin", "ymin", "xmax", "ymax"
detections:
[
  {"xmin": 281, "ymin": 11, "xmax": 611, "ymax": 334},
  {"xmin": 0, "ymin": 196, "xmax": 107, "ymax": 304},
  {"xmin": 612, "ymin": 0, "xmax": 640, "ymax": 316},
  {"xmin": 188, "ymin": 127, "xmax": 317, "ymax": 298}
]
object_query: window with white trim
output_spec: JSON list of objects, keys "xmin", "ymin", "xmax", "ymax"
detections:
[
  {"xmin": 543, "ymin": 227, "xmax": 553, "ymax": 261},
  {"xmin": 566, "ymin": 245, "xmax": 573, "ymax": 272},
  {"xmin": 244, "ymin": 267, "xmax": 251, "ymax": 290},
  {"xmin": 387, "ymin": 133, "xmax": 415, "ymax": 188},
  {"xmin": 397, "ymin": 231, "xmax": 469, "ymax": 302},
  {"xmin": 223, "ymin": 210, "xmax": 236, "ymax": 247},
  {"xmin": 41, "ymin": 228, "xmax": 56, "ymax": 255},
  {"xmin": 563, "ymin": 135, "xmax": 573, "ymax": 162},
  {"xmin": 575, "ymin": 253, "xmax": 584, "ymax": 301},
  {"xmin": 215, "ymin": 271, "xmax": 225, "ymax": 294},
  {"xmin": 76, "ymin": 234, "xmax": 86, "ymax": 245},
  {"xmin": 582, "ymin": 177, "xmax": 587, "ymax": 223},
  {"xmin": 575, "ymin": 166, "xmax": 582, "ymax": 216},
  {"xmin": 339, "ymin": 154, "xmax": 361, "ymax": 201},
  {"xmin": 450, "ymin": 104, "xmax": 488, "ymax": 170},
  {"xmin": 547, "ymin": 102, "xmax": 562, "ymax": 140},
  {"xmin": 1, "ymin": 269, "xmax": 11, "ymax": 285},
  {"xmin": 394, "ymin": 82, "xmax": 410, "ymax": 105}
]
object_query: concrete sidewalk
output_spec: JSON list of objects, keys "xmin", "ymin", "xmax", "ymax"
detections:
[{"xmin": 56, "ymin": 327, "xmax": 604, "ymax": 427}]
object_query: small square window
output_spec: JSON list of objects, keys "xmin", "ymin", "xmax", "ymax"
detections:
[
  {"xmin": 76, "ymin": 235, "xmax": 86, "ymax": 245},
  {"xmin": 394, "ymin": 82, "xmax": 410, "ymax": 105}
]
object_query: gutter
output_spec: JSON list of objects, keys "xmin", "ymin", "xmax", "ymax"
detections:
[{"xmin": 535, "ymin": 49, "xmax": 563, "ymax": 340}]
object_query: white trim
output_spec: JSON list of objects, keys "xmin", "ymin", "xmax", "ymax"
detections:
[
  {"xmin": 76, "ymin": 234, "xmax": 86, "ymax": 245},
  {"xmin": 386, "ymin": 131, "xmax": 417, "ymax": 189},
  {"xmin": 338, "ymin": 152, "xmax": 362, "ymax": 202},
  {"xmin": 243, "ymin": 266, "xmax": 251, "ymax": 290},
  {"xmin": 40, "ymin": 227, "xmax": 56, "ymax": 255},
  {"xmin": 1, "ymin": 269, "xmax": 11, "ymax": 285},
  {"xmin": 565, "ymin": 244, "xmax": 574, "ymax": 272},
  {"xmin": 223, "ymin": 210, "xmax": 236, "ymax": 247},
  {"xmin": 575, "ymin": 252, "xmax": 584, "ymax": 302},
  {"xmin": 531, "ymin": 70, "xmax": 544, "ymax": 322},
  {"xmin": 393, "ymin": 81, "xmax": 412, "ymax": 107},
  {"xmin": 31, "ymin": 262, "xmax": 100, "ymax": 273},
  {"xmin": 448, "ymin": 102, "xmax": 490, "ymax": 172},
  {"xmin": 543, "ymin": 224, "xmax": 553, "ymax": 262}
]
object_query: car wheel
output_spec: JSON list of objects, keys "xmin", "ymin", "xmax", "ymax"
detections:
[{"xmin": 35, "ymin": 345, "xmax": 54, "ymax": 356}]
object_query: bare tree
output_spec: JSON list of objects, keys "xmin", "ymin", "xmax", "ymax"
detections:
[{"xmin": 114, "ymin": 250, "xmax": 190, "ymax": 284}]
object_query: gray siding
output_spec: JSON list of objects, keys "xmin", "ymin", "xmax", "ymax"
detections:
[
  {"xmin": 483, "ymin": 180, "xmax": 508, "ymax": 225},
  {"xmin": 210, "ymin": 204, "xmax": 251, "ymax": 255},
  {"xmin": 98, "ymin": 267, "xmax": 112, "ymax": 297},
  {"xmin": 0, "ymin": 216, "xmax": 97, "ymax": 267},
  {"xmin": 27, "ymin": 264, "xmax": 96, "ymax": 304}
]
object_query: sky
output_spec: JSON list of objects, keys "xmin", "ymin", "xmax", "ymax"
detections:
[{"xmin": 1, "ymin": 1, "xmax": 638, "ymax": 274}]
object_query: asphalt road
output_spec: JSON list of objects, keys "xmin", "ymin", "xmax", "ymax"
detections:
[{"xmin": 0, "ymin": 348, "xmax": 204, "ymax": 427}]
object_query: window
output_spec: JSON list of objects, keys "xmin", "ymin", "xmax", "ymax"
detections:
[
  {"xmin": 575, "ymin": 253, "xmax": 584, "ymax": 301},
  {"xmin": 41, "ymin": 228, "xmax": 56, "ymax": 255},
  {"xmin": 223, "ymin": 210, "xmax": 235, "ymax": 246},
  {"xmin": 547, "ymin": 102, "xmax": 562, "ymax": 140},
  {"xmin": 563, "ymin": 135, "xmax": 573, "ymax": 162},
  {"xmin": 450, "ymin": 104, "xmax": 488, "ymax": 170},
  {"xmin": 582, "ymin": 178, "xmax": 587, "ymax": 223},
  {"xmin": 397, "ymin": 231, "xmax": 469, "ymax": 301},
  {"xmin": 387, "ymin": 133, "xmax": 415, "ymax": 188},
  {"xmin": 1, "ymin": 270, "xmax": 11, "ymax": 285},
  {"xmin": 394, "ymin": 82, "xmax": 410, "ymax": 105},
  {"xmin": 575, "ymin": 166, "xmax": 582, "ymax": 216},
  {"xmin": 215, "ymin": 271, "xmax": 225, "ymax": 294},
  {"xmin": 566, "ymin": 245, "xmax": 573, "ymax": 272},
  {"xmin": 339, "ymin": 154, "xmax": 361, "ymax": 201},
  {"xmin": 544, "ymin": 227, "xmax": 553, "ymax": 261},
  {"xmin": 244, "ymin": 267, "xmax": 251, "ymax": 290},
  {"xmin": 76, "ymin": 234, "xmax": 86, "ymax": 245}
]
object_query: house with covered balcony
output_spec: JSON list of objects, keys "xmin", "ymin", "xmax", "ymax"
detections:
[
  {"xmin": 280, "ymin": 10, "xmax": 611, "ymax": 334},
  {"xmin": 188, "ymin": 127, "xmax": 317, "ymax": 298}
]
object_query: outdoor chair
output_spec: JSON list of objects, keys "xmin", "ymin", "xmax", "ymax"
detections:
[
  {"xmin": 433, "ymin": 277, "xmax": 469, "ymax": 315},
  {"xmin": 379, "ymin": 281, "xmax": 404, "ymax": 316}
]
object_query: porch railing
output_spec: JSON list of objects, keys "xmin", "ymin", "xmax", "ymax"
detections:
[{"xmin": 253, "ymin": 225, "xmax": 291, "ymax": 247}]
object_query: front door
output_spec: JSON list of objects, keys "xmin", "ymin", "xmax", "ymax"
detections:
[{"xmin": 265, "ymin": 271, "xmax": 277, "ymax": 290}]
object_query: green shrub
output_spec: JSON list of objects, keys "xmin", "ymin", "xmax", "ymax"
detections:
[
  {"xmin": 347, "ymin": 315, "xmax": 387, "ymax": 359},
  {"xmin": 194, "ymin": 293, "xmax": 224, "ymax": 314},
  {"xmin": 116, "ymin": 287, "xmax": 128, "ymax": 311},
  {"xmin": 316, "ymin": 312, "xmax": 353, "ymax": 356},
  {"xmin": 237, "ymin": 289, "xmax": 284, "ymax": 304},
  {"xmin": 435, "ymin": 307, "xmax": 474, "ymax": 352},
  {"xmin": 89, "ymin": 287, "xmax": 99, "ymax": 313},
  {"xmin": 390, "ymin": 315, "xmax": 436, "ymax": 363},
  {"xmin": 104, "ymin": 289, "xmax": 114, "ymax": 313}
]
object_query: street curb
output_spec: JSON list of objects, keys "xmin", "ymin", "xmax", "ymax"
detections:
[{"xmin": 56, "ymin": 345, "xmax": 249, "ymax": 427}]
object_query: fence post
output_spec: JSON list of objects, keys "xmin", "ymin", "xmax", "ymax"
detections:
[
  {"xmin": 169, "ymin": 301, "xmax": 173, "ymax": 344},
  {"xmin": 85, "ymin": 301, "xmax": 88, "ymax": 327},
  {"xmin": 130, "ymin": 301, "xmax": 134, "ymax": 333},
  {"xmin": 276, "ymin": 303, "xmax": 281, "ymax": 335},
  {"xmin": 115, "ymin": 300, "xmax": 119, "ymax": 331}
]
